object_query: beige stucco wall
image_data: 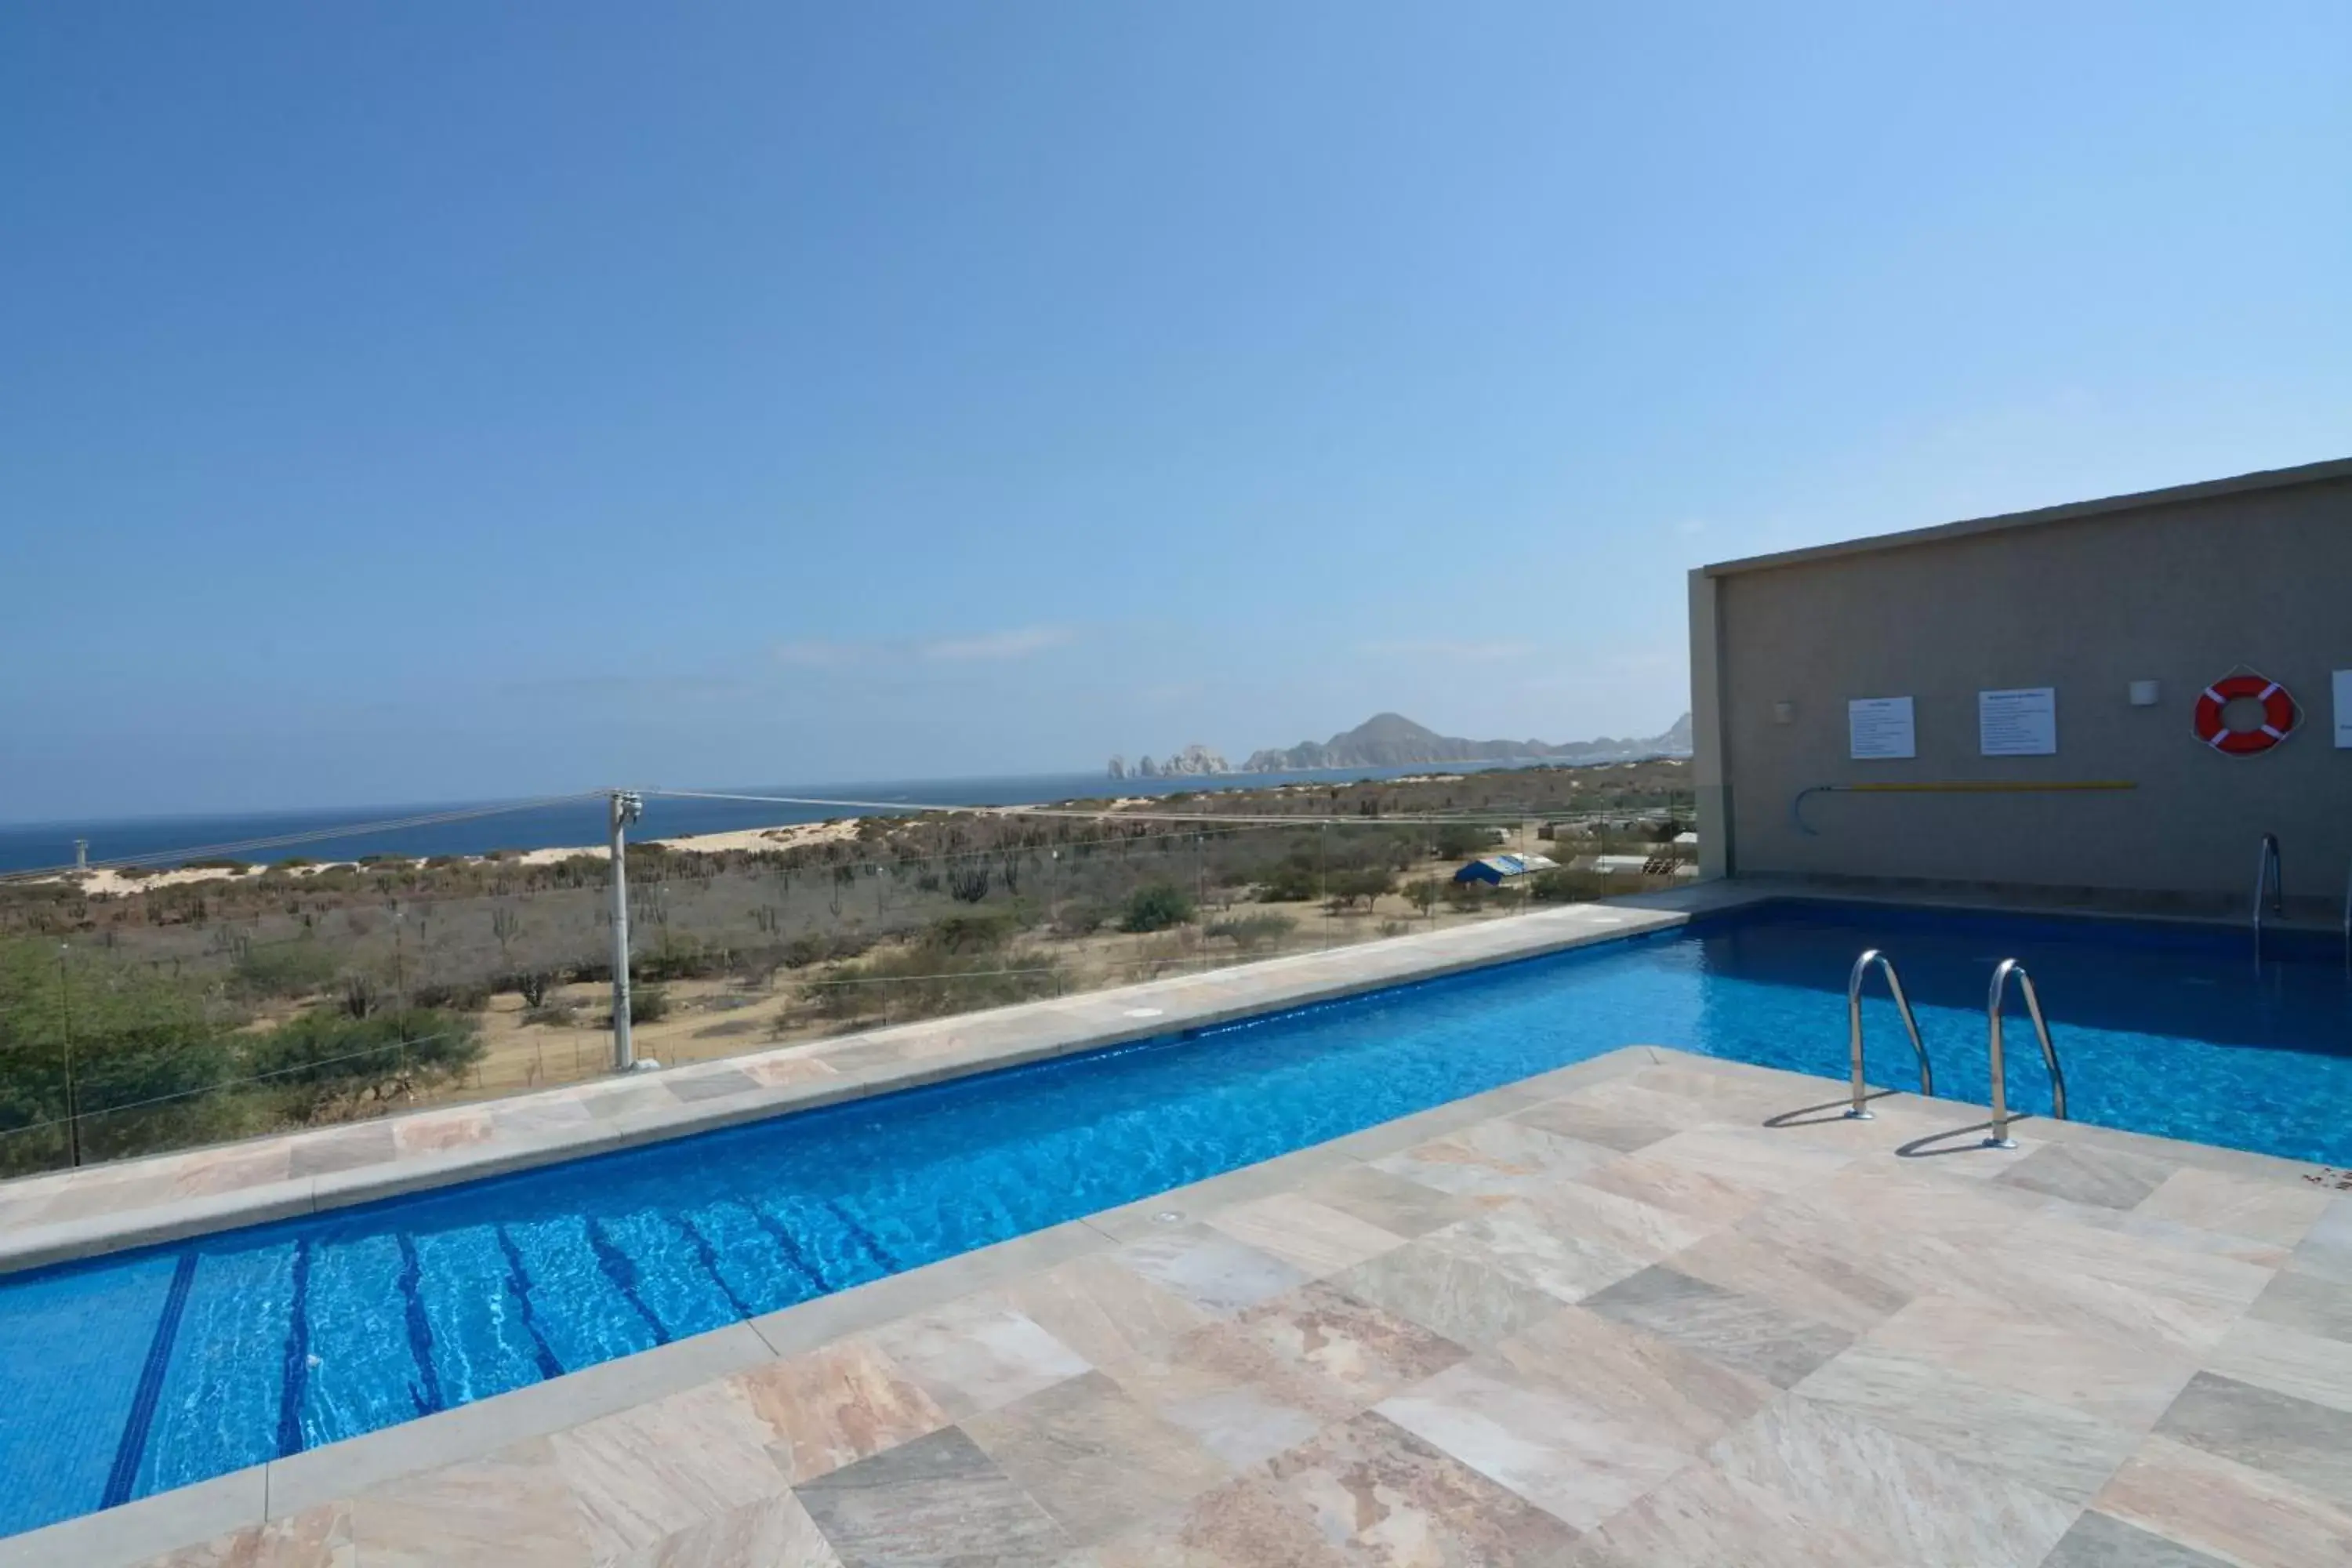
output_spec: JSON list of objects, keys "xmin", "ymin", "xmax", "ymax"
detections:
[{"xmin": 1696, "ymin": 467, "xmax": 2352, "ymax": 898}]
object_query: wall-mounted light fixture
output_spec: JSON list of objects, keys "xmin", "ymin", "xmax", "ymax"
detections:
[{"xmin": 2127, "ymin": 681, "xmax": 2160, "ymax": 707}]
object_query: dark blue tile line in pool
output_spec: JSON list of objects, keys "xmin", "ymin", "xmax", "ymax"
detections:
[
  {"xmin": 101, "ymin": 1252, "xmax": 198, "ymax": 1508},
  {"xmin": 495, "ymin": 1226, "xmax": 566, "ymax": 1381},
  {"xmin": 678, "ymin": 1218, "xmax": 753, "ymax": 1319},
  {"xmin": 824, "ymin": 1200, "xmax": 899, "ymax": 1272},
  {"xmin": 586, "ymin": 1218, "xmax": 672, "ymax": 1345},
  {"xmin": 274, "ymin": 1240, "xmax": 314, "ymax": 1457},
  {"xmin": 394, "ymin": 1235, "xmax": 445, "ymax": 1417},
  {"xmin": 746, "ymin": 1205, "xmax": 830, "ymax": 1295}
]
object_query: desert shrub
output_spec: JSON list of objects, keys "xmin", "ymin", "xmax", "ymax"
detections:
[
  {"xmin": 1433, "ymin": 824, "xmax": 1503, "ymax": 859},
  {"xmin": 1254, "ymin": 859, "xmax": 1320, "ymax": 903},
  {"xmin": 1323, "ymin": 867, "xmax": 1393, "ymax": 910},
  {"xmin": 1403, "ymin": 877, "xmax": 1445, "ymax": 915},
  {"xmin": 1052, "ymin": 901, "xmax": 1110, "ymax": 937},
  {"xmin": 1204, "ymin": 913, "xmax": 1294, "ymax": 953},
  {"xmin": 1120, "ymin": 882, "xmax": 1195, "ymax": 933},
  {"xmin": 1380, "ymin": 920, "xmax": 1411, "ymax": 938},
  {"xmin": 781, "ymin": 930, "xmax": 876, "ymax": 969},
  {"xmin": 628, "ymin": 985, "xmax": 670, "ymax": 1025},
  {"xmin": 0, "ymin": 940, "xmax": 241, "ymax": 1171},
  {"xmin": 231, "ymin": 935, "xmax": 339, "ymax": 1000},
  {"xmin": 524, "ymin": 996, "xmax": 579, "ymax": 1027},
  {"xmin": 637, "ymin": 939, "xmax": 730, "ymax": 982},
  {"xmin": 808, "ymin": 945, "xmax": 1062, "ymax": 1023},
  {"xmin": 180, "ymin": 857, "xmax": 252, "ymax": 873},
  {"xmin": 1444, "ymin": 879, "xmax": 1489, "ymax": 912},
  {"xmin": 502, "ymin": 969, "xmax": 557, "ymax": 1007},
  {"xmin": 410, "ymin": 980, "xmax": 491, "ymax": 1012},
  {"xmin": 946, "ymin": 862, "xmax": 992, "ymax": 903},
  {"xmin": 249, "ymin": 1006, "xmax": 485, "ymax": 1123},
  {"xmin": 922, "ymin": 912, "xmax": 1020, "ymax": 953}
]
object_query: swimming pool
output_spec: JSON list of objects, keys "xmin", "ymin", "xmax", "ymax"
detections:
[{"xmin": 2, "ymin": 898, "xmax": 2347, "ymax": 1538}]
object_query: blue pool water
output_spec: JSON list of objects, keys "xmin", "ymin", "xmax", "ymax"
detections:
[{"xmin": 2, "ymin": 899, "xmax": 2347, "ymax": 1537}]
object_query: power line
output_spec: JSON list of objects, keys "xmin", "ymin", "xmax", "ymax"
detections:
[{"xmin": 0, "ymin": 792, "xmax": 609, "ymax": 884}]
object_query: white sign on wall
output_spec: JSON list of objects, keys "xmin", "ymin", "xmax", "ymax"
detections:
[
  {"xmin": 1979, "ymin": 687, "xmax": 2058, "ymax": 757},
  {"xmin": 2336, "ymin": 669, "xmax": 2352, "ymax": 749},
  {"xmin": 1848, "ymin": 696, "xmax": 1916, "ymax": 760}
]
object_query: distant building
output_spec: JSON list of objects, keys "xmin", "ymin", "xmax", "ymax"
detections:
[{"xmin": 1452, "ymin": 852, "xmax": 1558, "ymax": 885}]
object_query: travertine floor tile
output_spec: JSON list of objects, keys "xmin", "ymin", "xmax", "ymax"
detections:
[
  {"xmin": 1624, "ymin": 1127, "xmax": 1853, "ymax": 1196},
  {"xmin": 1581, "ymin": 1266, "xmax": 1850, "ymax": 1388},
  {"xmin": 1490, "ymin": 1303, "xmax": 1773, "ymax": 1450},
  {"xmin": 1377, "ymin": 1359, "xmax": 1691, "ymax": 1529},
  {"xmin": 1075, "ymin": 1473, "xmax": 1347, "ymax": 1566},
  {"xmin": 1292, "ymin": 1163, "xmax": 1484, "ymax": 1238},
  {"xmin": 2203, "ymin": 1315, "xmax": 2352, "ymax": 1415},
  {"xmin": 1417, "ymin": 1200, "xmax": 1650, "ymax": 1304},
  {"xmin": 545, "ymin": 1379, "xmax": 790, "ymax": 1559},
  {"xmin": 1370, "ymin": 1120, "xmax": 1617, "ymax": 1200},
  {"xmin": 1511, "ymin": 1176, "xmax": 1715, "ymax": 1259},
  {"xmin": 964, "ymin": 1370, "xmax": 1230, "ymax": 1545},
  {"xmin": 1203, "ymin": 1193, "xmax": 1409, "ymax": 1278},
  {"xmin": 348, "ymin": 1436, "xmax": 594, "ymax": 1568},
  {"xmin": 2247, "ymin": 1266, "xmax": 2352, "ymax": 1342},
  {"xmin": 990, "ymin": 1252, "xmax": 1218, "ymax": 1377},
  {"xmin": 1996, "ymin": 1142, "xmax": 2178, "ymax": 1210},
  {"xmin": 867, "ymin": 1299, "xmax": 1091, "ymax": 1419},
  {"xmin": 1666, "ymin": 1224, "xmax": 1911, "ymax": 1335},
  {"xmin": 2096, "ymin": 1433, "xmax": 2352, "ymax": 1568},
  {"xmin": 1861, "ymin": 1290, "xmax": 2197, "ymax": 1428},
  {"xmin": 1571, "ymin": 1460, "xmax": 1886, "ymax": 1568},
  {"xmin": 2153, "ymin": 1370, "xmax": 2352, "ymax": 1501},
  {"xmin": 607, "ymin": 1493, "xmax": 840, "ymax": 1568},
  {"xmin": 1795, "ymin": 1341, "xmax": 2140, "ymax": 1502},
  {"xmin": 1327, "ymin": 1239, "xmax": 1565, "ymax": 1349},
  {"xmin": 1261, "ymin": 1410, "xmax": 1584, "ymax": 1566},
  {"xmin": 729, "ymin": 1338, "xmax": 950, "ymax": 1484},
  {"xmin": 139, "ymin": 1501, "xmax": 355, "ymax": 1568},
  {"xmin": 2038, "ymin": 1508, "xmax": 2234, "ymax": 1568},
  {"xmin": 1508, "ymin": 1098, "xmax": 1676, "ymax": 1154},
  {"xmin": 1575, "ymin": 1151, "xmax": 1770, "ymax": 1229},
  {"xmin": 1221, "ymin": 1281, "xmax": 1469, "ymax": 1411},
  {"xmin": 1112, "ymin": 1225, "xmax": 1309, "ymax": 1318},
  {"xmin": 2136, "ymin": 1166, "xmax": 2334, "ymax": 1249},
  {"xmin": 792, "ymin": 1426, "xmax": 1069, "ymax": 1567},
  {"xmin": 1707, "ymin": 1392, "xmax": 2076, "ymax": 1567}
]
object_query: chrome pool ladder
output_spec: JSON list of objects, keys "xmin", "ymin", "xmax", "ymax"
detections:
[
  {"xmin": 1984, "ymin": 958, "xmax": 2067, "ymax": 1148},
  {"xmin": 2254, "ymin": 833, "xmax": 2283, "ymax": 956},
  {"xmin": 1845, "ymin": 949, "xmax": 1932, "ymax": 1119}
]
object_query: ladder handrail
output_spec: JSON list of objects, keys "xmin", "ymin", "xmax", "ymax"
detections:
[
  {"xmin": 1845, "ymin": 949, "xmax": 1932, "ymax": 1119},
  {"xmin": 2255, "ymin": 833, "xmax": 2283, "ymax": 954},
  {"xmin": 2341, "ymin": 855, "xmax": 2349, "ymax": 968},
  {"xmin": 1984, "ymin": 958, "xmax": 2067, "ymax": 1148}
]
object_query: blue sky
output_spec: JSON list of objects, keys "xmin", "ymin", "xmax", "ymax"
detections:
[{"xmin": 4, "ymin": 3, "xmax": 2347, "ymax": 820}]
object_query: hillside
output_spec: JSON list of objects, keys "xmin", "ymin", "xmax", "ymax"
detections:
[{"xmin": 1240, "ymin": 711, "xmax": 1691, "ymax": 772}]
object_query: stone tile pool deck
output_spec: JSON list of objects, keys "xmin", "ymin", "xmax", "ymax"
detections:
[{"xmin": 5, "ymin": 1045, "xmax": 2348, "ymax": 1566}]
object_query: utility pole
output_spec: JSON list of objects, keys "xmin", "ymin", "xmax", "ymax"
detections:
[
  {"xmin": 608, "ymin": 790, "xmax": 644, "ymax": 1071},
  {"xmin": 58, "ymin": 944, "xmax": 80, "ymax": 1168}
]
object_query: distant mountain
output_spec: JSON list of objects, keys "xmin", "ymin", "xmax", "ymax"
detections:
[{"xmin": 1236, "ymin": 711, "xmax": 1691, "ymax": 773}]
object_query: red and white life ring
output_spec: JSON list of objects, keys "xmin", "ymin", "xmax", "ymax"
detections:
[{"xmin": 2193, "ymin": 673, "xmax": 2298, "ymax": 756}]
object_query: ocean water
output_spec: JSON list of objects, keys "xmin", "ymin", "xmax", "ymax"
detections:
[
  {"xmin": 0, "ymin": 763, "xmax": 1540, "ymax": 876},
  {"xmin": 0, "ymin": 898, "xmax": 2346, "ymax": 1538}
]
